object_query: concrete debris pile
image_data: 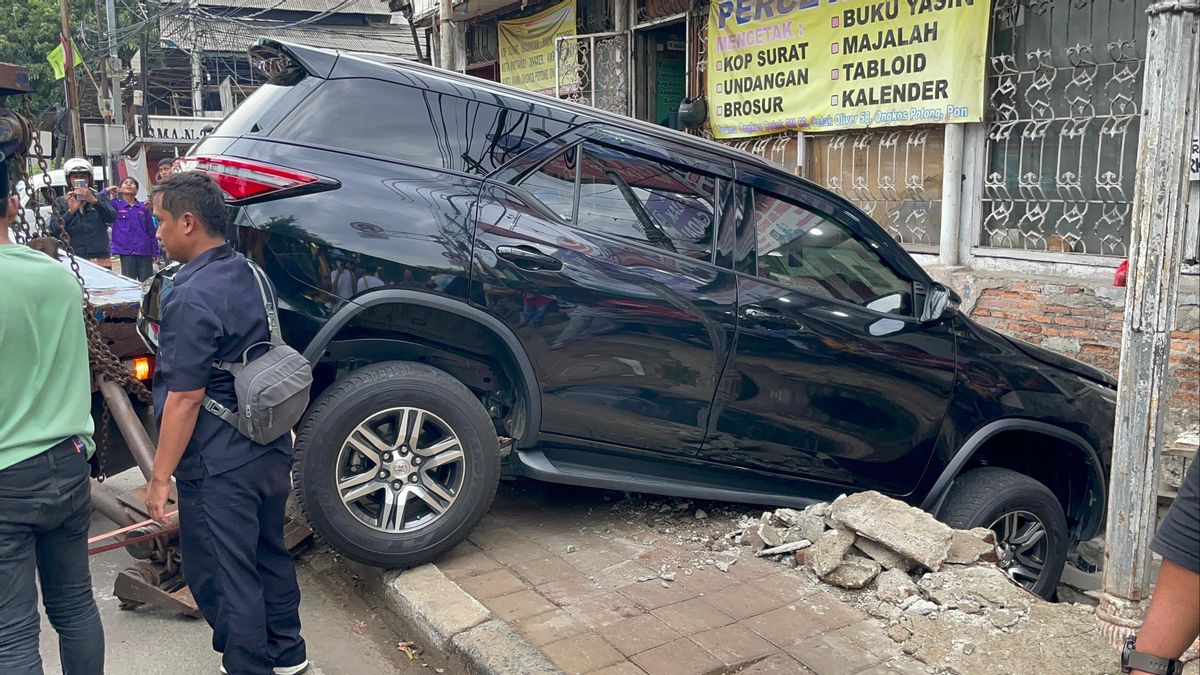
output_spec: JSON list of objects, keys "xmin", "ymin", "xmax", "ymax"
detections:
[
  {"xmin": 730, "ymin": 491, "xmax": 1000, "ymax": 593},
  {"xmin": 725, "ymin": 491, "xmax": 1121, "ymax": 673}
]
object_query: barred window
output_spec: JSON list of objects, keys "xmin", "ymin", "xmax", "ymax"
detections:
[
  {"xmin": 981, "ymin": 0, "xmax": 1147, "ymax": 256},
  {"xmin": 807, "ymin": 128, "xmax": 945, "ymax": 253}
]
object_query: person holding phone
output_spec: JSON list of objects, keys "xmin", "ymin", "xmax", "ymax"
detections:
[
  {"xmin": 50, "ymin": 158, "xmax": 115, "ymax": 268},
  {"xmin": 105, "ymin": 177, "xmax": 158, "ymax": 281}
]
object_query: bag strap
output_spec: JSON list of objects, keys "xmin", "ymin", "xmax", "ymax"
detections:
[
  {"xmin": 211, "ymin": 260, "xmax": 283, "ymax": 372},
  {"xmin": 246, "ymin": 261, "xmax": 283, "ymax": 346},
  {"xmin": 202, "ymin": 396, "xmax": 240, "ymax": 425}
]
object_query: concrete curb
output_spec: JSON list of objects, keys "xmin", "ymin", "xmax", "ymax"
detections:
[{"xmin": 378, "ymin": 563, "xmax": 563, "ymax": 674}]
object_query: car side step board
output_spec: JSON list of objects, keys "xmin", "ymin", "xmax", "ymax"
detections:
[{"xmin": 512, "ymin": 449, "xmax": 819, "ymax": 508}]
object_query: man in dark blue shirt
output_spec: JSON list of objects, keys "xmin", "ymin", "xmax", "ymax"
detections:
[{"xmin": 145, "ymin": 171, "xmax": 307, "ymax": 675}]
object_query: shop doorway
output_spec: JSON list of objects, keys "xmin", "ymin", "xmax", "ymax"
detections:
[{"xmin": 634, "ymin": 21, "xmax": 687, "ymax": 129}]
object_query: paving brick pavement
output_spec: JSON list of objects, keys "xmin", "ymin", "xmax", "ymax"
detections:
[{"xmin": 429, "ymin": 479, "xmax": 927, "ymax": 674}]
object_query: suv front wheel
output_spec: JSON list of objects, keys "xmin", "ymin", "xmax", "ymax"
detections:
[
  {"xmin": 295, "ymin": 361, "xmax": 501, "ymax": 567},
  {"xmin": 939, "ymin": 467, "xmax": 1069, "ymax": 600}
]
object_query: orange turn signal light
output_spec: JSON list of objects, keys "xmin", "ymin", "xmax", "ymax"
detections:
[{"xmin": 130, "ymin": 357, "xmax": 153, "ymax": 381}]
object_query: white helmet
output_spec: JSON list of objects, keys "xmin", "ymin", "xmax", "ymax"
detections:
[{"xmin": 62, "ymin": 157, "xmax": 93, "ymax": 178}]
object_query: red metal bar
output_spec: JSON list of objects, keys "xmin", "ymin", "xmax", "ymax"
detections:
[{"xmin": 87, "ymin": 512, "xmax": 177, "ymax": 556}]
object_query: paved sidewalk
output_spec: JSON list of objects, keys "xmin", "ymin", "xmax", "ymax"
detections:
[{"xmin": 430, "ymin": 479, "xmax": 925, "ymax": 675}]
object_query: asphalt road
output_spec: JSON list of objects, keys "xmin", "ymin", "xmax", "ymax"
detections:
[{"xmin": 35, "ymin": 468, "xmax": 445, "ymax": 675}]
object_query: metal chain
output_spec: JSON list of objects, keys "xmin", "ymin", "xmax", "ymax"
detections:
[{"xmin": 9, "ymin": 96, "xmax": 154, "ymax": 479}]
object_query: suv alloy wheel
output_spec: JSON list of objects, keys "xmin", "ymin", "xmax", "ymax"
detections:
[
  {"xmin": 939, "ymin": 467, "xmax": 1069, "ymax": 599},
  {"xmin": 295, "ymin": 362, "xmax": 501, "ymax": 567}
]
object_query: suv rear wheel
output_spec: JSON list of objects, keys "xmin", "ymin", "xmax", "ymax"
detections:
[
  {"xmin": 939, "ymin": 467, "xmax": 1068, "ymax": 600},
  {"xmin": 295, "ymin": 361, "xmax": 500, "ymax": 567}
]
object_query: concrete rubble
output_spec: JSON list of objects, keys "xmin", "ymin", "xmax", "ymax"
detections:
[
  {"xmin": 829, "ymin": 491, "xmax": 954, "ymax": 570},
  {"xmin": 572, "ymin": 486, "xmax": 1190, "ymax": 673},
  {"xmin": 713, "ymin": 490, "xmax": 1131, "ymax": 673}
]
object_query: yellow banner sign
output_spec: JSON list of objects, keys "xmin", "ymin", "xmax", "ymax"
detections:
[
  {"xmin": 707, "ymin": 0, "xmax": 990, "ymax": 138},
  {"xmin": 499, "ymin": 0, "xmax": 577, "ymax": 94}
]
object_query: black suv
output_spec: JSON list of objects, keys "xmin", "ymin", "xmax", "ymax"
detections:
[{"xmin": 190, "ymin": 40, "xmax": 1115, "ymax": 598}]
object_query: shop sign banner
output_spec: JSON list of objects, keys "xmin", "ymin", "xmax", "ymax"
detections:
[
  {"xmin": 499, "ymin": 0, "xmax": 577, "ymax": 94},
  {"xmin": 706, "ymin": 0, "xmax": 990, "ymax": 138}
]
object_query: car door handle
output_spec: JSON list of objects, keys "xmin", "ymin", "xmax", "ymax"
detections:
[
  {"xmin": 496, "ymin": 245, "xmax": 563, "ymax": 271},
  {"xmin": 742, "ymin": 306, "xmax": 803, "ymax": 330}
]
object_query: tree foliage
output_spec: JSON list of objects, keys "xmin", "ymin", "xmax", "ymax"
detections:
[{"xmin": 1, "ymin": 0, "xmax": 141, "ymax": 119}]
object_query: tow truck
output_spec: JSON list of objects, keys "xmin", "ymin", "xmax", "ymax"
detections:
[{"xmin": 1, "ymin": 62, "xmax": 309, "ymax": 617}]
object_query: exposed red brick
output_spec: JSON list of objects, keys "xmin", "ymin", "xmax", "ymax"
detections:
[{"xmin": 1054, "ymin": 316, "xmax": 1087, "ymax": 328}]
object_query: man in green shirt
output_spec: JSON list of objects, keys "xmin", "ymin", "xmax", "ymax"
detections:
[{"xmin": 0, "ymin": 191, "xmax": 105, "ymax": 674}]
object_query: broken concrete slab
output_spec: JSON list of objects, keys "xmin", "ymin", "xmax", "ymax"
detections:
[
  {"xmin": 774, "ymin": 507, "xmax": 827, "ymax": 544},
  {"xmin": 830, "ymin": 491, "xmax": 954, "ymax": 570},
  {"xmin": 854, "ymin": 537, "xmax": 916, "ymax": 572},
  {"xmin": 917, "ymin": 564, "xmax": 1034, "ymax": 615},
  {"xmin": 820, "ymin": 556, "xmax": 881, "ymax": 590},
  {"xmin": 807, "ymin": 528, "xmax": 858, "ymax": 577},
  {"xmin": 946, "ymin": 528, "xmax": 999, "ymax": 565},
  {"xmin": 772, "ymin": 508, "xmax": 804, "ymax": 528},
  {"xmin": 756, "ymin": 540, "xmax": 812, "ymax": 557},
  {"xmin": 874, "ymin": 569, "xmax": 921, "ymax": 606},
  {"xmin": 902, "ymin": 598, "xmax": 939, "ymax": 616},
  {"xmin": 743, "ymin": 521, "xmax": 784, "ymax": 551}
]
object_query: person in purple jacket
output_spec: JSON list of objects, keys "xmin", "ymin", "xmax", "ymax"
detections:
[{"xmin": 105, "ymin": 177, "xmax": 158, "ymax": 281}]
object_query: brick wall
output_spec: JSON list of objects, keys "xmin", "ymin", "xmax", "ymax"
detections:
[{"xmin": 927, "ymin": 267, "xmax": 1200, "ymax": 492}]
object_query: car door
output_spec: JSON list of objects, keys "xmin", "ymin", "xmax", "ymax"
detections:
[
  {"xmin": 701, "ymin": 167, "xmax": 957, "ymax": 495},
  {"xmin": 471, "ymin": 127, "xmax": 738, "ymax": 458}
]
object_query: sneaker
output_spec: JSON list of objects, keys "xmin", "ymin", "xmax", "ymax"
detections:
[{"xmin": 219, "ymin": 661, "xmax": 309, "ymax": 675}]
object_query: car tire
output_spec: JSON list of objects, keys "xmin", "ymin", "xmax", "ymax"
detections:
[
  {"xmin": 295, "ymin": 361, "xmax": 500, "ymax": 567},
  {"xmin": 938, "ymin": 467, "xmax": 1068, "ymax": 600}
]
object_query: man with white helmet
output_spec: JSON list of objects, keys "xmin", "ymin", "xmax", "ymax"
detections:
[{"xmin": 49, "ymin": 158, "xmax": 115, "ymax": 267}]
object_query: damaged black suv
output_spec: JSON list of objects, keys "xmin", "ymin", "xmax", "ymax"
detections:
[{"xmin": 188, "ymin": 40, "xmax": 1115, "ymax": 598}]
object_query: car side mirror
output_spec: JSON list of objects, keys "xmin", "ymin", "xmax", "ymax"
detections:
[{"xmin": 920, "ymin": 283, "xmax": 959, "ymax": 323}]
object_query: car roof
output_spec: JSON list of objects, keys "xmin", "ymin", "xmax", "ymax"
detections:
[{"xmin": 261, "ymin": 39, "xmax": 796, "ymax": 180}]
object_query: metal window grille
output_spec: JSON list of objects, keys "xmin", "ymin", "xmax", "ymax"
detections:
[
  {"xmin": 466, "ymin": 21, "xmax": 498, "ymax": 65},
  {"xmin": 580, "ymin": 0, "xmax": 615, "ymax": 33},
  {"xmin": 807, "ymin": 128, "xmax": 945, "ymax": 250},
  {"xmin": 981, "ymin": 0, "xmax": 1147, "ymax": 256},
  {"xmin": 555, "ymin": 32, "xmax": 630, "ymax": 116}
]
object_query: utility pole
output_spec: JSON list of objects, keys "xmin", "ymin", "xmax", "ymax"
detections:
[
  {"xmin": 105, "ymin": 0, "xmax": 124, "ymax": 131},
  {"xmin": 437, "ymin": 0, "xmax": 463, "ymax": 72},
  {"xmin": 188, "ymin": 0, "xmax": 203, "ymax": 116},
  {"xmin": 60, "ymin": 0, "xmax": 85, "ymax": 157},
  {"xmin": 1096, "ymin": 0, "xmax": 1200, "ymax": 648},
  {"xmin": 139, "ymin": 2, "xmax": 150, "ymax": 139}
]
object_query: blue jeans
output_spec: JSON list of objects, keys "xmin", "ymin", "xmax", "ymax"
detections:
[{"xmin": 0, "ymin": 438, "xmax": 104, "ymax": 675}]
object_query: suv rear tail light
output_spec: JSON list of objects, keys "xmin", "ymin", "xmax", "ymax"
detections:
[{"xmin": 180, "ymin": 156, "xmax": 335, "ymax": 204}]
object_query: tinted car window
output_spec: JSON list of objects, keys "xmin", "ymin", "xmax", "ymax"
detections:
[
  {"xmin": 751, "ymin": 190, "xmax": 913, "ymax": 315},
  {"xmin": 273, "ymin": 78, "xmax": 570, "ymax": 175},
  {"xmin": 574, "ymin": 144, "xmax": 715, "ymax": 262},
  {"xmin": 212, "ymin": 79, "xmax": 317, "ymax": 137},
  {"xmin": 516, "ymin": 146, "xmax": 578, "ymax": 222}
]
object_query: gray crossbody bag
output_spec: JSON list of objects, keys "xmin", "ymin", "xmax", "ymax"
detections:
[{"xmin": 201, "ymin": 261, "xmax": 313, "ymax": 445}]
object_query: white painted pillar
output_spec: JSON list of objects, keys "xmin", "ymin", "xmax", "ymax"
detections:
[
  {"xmin": 957, "ymin": 123, "xmax": 988, "ymax": 266},
  {"xmin": 1096, "ymin": 0, "xmax": 1200, "ymax": 647},
  {"xmin": 938, "ymin": 123, "xmax": 965, "ymax": 266}
]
